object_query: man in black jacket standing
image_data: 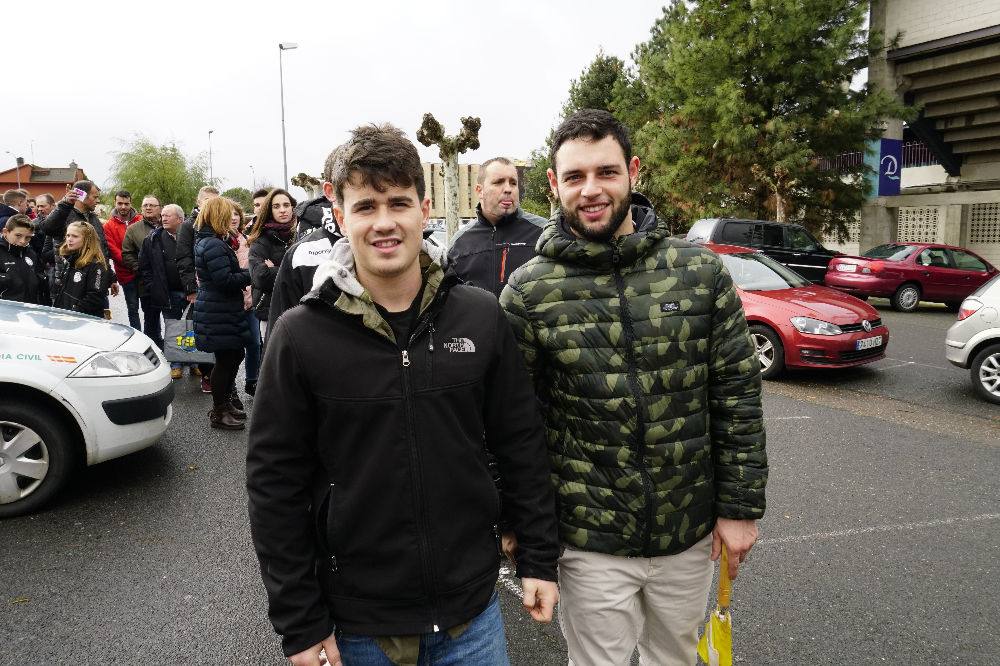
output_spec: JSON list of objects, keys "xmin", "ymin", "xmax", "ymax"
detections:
[
  {"xmin": 247, "ymin": 124, "xmax": 559, "ymax": 666},
  {"xmin": 41, "ymin": 181, "xmax": 117, "ymax": 297},
  {"xmin": 447, "ymin": 157, "xmax": 546, "ymax": 298}
]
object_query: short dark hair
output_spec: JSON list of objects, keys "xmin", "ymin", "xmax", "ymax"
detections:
[
  {"xmin": 4, "ymin": 213, "xmax": 33, "ymax": 232},
  {"xmin": 115, "ymin": 190, "xmax": 131, "ymax": 200},
  {"xmin": 73, "ymin": 180, "xmax": 97, "ymax": 195},
  {"xmin": 477, "ymin": 157, "xmax": 514, "ymax": 184},
  {"xmin": 2, "ymin": 190, "xmax": 27, "ymax": 205},
  {"xmin": 549, "ymin": 109, "xmax": 632, "ymax": 174},
  {"xmin": 251, "ymin": 188, "xmax": 270, "ymax": 200},
  {"xmin": 329, "ymin": 124, "xmax": 425, "ymax": 206}
]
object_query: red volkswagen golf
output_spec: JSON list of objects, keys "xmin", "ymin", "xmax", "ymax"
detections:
[
  {"xmin": 709, "ymin": 244, "xmax": 890, "ymax": 379},
  {"xmin": 824, "ymin": 242, "xmax": 997, "ymax": 312}
]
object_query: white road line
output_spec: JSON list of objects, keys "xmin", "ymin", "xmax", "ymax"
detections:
[
  {"xmin": 757, "ymin": 513, "xmax": 1000, "ymax": 546},
  {"xmin": 881, "ymin": 357, "xmax": 951, "ymax": 371},
  {"xmin": 767, "ymin": 416, "xmax": 812, "ymax": 421},
  {"xmin": 498, "ymin": 564, "xmax": 523, "ymax": 597}
]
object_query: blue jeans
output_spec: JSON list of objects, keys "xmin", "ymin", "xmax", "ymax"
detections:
[
  {"xmin": 122, "ymin": 281, "xmax": 141, "ymax": 330},
  {"xmin": 244, "ymin": 310, "xmax": 261, "ymax": 383},
  {"xmin": 335, "ymin": 592, "xmax": 509, "ymax": 666}
]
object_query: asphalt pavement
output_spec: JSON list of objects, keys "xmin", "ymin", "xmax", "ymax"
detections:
[{"xmin": 2, "ymin": 296, "xmax": 998, "ymax": 665}]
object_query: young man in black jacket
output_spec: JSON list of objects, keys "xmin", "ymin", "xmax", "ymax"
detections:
[
  {"xmin": 247, "ymin": 124, "xmax": 559, "ymax": 666},
  {"xmin": 0, "ymin": 215, "xmax": 43, "ymax": 303},
  {"xmin": 447, "ymin": 157, "xmax": 547, "ymax": 298}
]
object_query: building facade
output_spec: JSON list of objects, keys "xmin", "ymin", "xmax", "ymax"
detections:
[
  {"xmin": 861, "ymin": 0, "xmax": 1000, "ymax": 266},
  {"xmin": 0, "ymin": 161, "xmax": 88, "ymax": 201}
]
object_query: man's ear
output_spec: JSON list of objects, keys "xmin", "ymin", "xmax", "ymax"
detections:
[
  {"xmin": 546, "ymin": 168, "xmax": 558, "ymax": 200},
  {"xmin": 333, "ymin": 205, "xmax": 347, "ymax": 235},
  {"xmin": 628, "ymin": 156, "xmax": 640, "ymax": 182},
  {"xmin": 322, "ymin": 181, "xmax": 335, "ymax": 203},
  {"xmin": 421, "ymin": 197, "xmax": 431, "ymax": 227}
]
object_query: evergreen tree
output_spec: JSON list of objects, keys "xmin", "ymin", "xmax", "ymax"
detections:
[{"xmin": 633, "ymin": 0, "xmax": 911, "ymax": 235}]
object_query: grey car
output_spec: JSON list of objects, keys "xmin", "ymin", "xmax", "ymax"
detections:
[{"xmin": 945, "ymin": 273, "xmax": 1000, "ymax": 404}]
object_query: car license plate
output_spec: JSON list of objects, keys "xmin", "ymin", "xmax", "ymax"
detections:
[
  {"xmin": 856, "ymin": 335, "xmax": 882, "ymax": 350},
  {"xmin": 836, "ymin": 263, "xmax": 857, "ymax": 272}
]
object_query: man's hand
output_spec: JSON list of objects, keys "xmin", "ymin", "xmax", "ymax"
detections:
[
  {"xmin": 712, "ymin": 517, "xmax": 758, "ymax": 580},
  {"xmin": 61, "ymin": 189, "xmax": 79, "ymax": 206},
  {"xmin": 501, "ymin": 531, "xmax": 518, "ymax": 562},
  {"xmin": 109, "ymin": 282, "xmax": 119, "ymax": 297},
  {"xmin": 288, "ymin": 634, "xmax": 340, "ymax": 666},
  {"xmin": 521, "ymin": 578, "xmax": 559, "ymax": 623},
  {"xmin": 186, "ymin": 292, "xmax": 196, "ymax": 304},
  {"xmin": 264, "ymin": 259, "xmax": 275, "ymax": 268}
]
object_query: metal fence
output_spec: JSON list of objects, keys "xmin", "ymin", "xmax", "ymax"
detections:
[{"xmin": 816, "ymin": 141, "xmax": 939, "ymax": 172}]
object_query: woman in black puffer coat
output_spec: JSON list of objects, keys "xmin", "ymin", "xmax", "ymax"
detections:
[
  {"xmin": 52, "ymin": 221, "xmax": 110, "ymax": 317},
  {"xmin": 193, "ymin": 197, "xmax": 252, "ymax": 431},
  {"xmin": 247, "ymin": 188, "xmax": 296, "ymax": 339}
]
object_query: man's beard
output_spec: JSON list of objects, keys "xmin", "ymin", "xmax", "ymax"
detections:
[{"xmin": 562, "ymin": 191, "xmax": 632, "ymax": 243}]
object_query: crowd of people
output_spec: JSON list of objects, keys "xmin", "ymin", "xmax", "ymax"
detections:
[
  {"xmin": 2, "ymin": 109, "xmax": 769, "ymax": 666},
  {"xmin": 0, "ymin": 181, "xmax": 331, "ymax": 430}
]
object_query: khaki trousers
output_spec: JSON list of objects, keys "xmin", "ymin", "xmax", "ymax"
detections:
[{"xmin": 558, "ymin": 535, "xmax": 713, "ymax": 666}]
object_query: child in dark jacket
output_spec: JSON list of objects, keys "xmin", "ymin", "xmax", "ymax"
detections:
[
  {"xmin": 0, "ymin": 214, "xmax": 43, "ymax": 304},
  {"xmin": 52, "ymin": 221, "xmax": 110, "ymax": 317}
]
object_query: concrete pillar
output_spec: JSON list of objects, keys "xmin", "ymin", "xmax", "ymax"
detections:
[
  {"xmin": 861, "ymin": 0, "xmax": 906, "ymax": 251},
  {"xmin": 860, "ymin": 202, "xmax": 896, "ymax": 251},
  {"xmin": 938, "ymin": 204, "xmax": 965, "ymax": 245}
]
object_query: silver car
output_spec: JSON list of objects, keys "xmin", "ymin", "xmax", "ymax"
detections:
[{"xmin": 945, "ymin": 274, "xmax": 1000, "ymax": 404}]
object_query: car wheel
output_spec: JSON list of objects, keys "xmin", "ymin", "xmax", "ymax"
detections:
[
  {"xmin": 0, "ymin": 401, "xmax": 77, "ymax": 518},
  {"xmin": 891, "ymin": 283, "xmax": 921, "ymax": 312},
  {"xmin": 749, "ymin": 324, "xmax": 785, "ymax": 380},
  {"xmin": 970, "ymin": 343, "xmax": 1000, "ymax": 405}
]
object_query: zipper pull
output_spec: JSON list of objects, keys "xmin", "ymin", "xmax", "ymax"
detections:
[
  {"xmin": 330, "ymin": 555, "xmax": 338, "ymax": 572},
  {"xmin": 428, "ymin": 321, "xmax": 435, "ymax": 352},
  {"xmin": 401, "ymin": 350, "xmax": 410, "ymax": 367}
]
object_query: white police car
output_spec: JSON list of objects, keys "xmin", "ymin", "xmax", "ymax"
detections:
[{"xmin": 0, "ymin": 299, "xmax": 173, "ymax": 517}]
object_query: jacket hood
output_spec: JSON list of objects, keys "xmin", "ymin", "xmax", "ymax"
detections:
[
  {"xmin": 295, "ymin": 196, "xmax": 335, "ymax": 232},
  {"xmin": 536, "ymin": 192, "xmax": 666, "ymax": 270},
  {"xmin": 0, "ymin": 203, "xmax": 18, "ymax": 217}
]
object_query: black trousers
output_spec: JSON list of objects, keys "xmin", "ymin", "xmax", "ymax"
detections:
[{"xmin": 211, "ymin": 348, "xmax": 245, "ymax": 407}]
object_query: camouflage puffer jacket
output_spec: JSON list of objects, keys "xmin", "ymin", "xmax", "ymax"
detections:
[{"xmin": 500, "ymin": 194, "xmax": 767, "ymax": 557}]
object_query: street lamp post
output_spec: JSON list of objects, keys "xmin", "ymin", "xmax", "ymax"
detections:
[
  {"xmin": 208, "ymin": 129, "xmax": 215, "ymax": 184},
  {"xmin": 4, "ymin": 151, "xmax": 21, "ymax": 188},
  {"xmin": 278, "ymin": 42, "xmax": 299, "ymax": 190}
]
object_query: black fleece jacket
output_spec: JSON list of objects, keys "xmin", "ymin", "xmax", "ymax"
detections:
[
  {"xmin": 0, "ymin": 238, "xmax": 42, "ymax": 303},
  {"xmin": 247, "ymin": 270, "xmax": 558, "ymax": 656},
  {"xmin": 447, "ymin": 205, "xmax": 546, "ymax": 298},
  {"xmin": 266, "ymin": 226, "xmax": 340, "ymax": 325},
  {"xmin": 51, "ymin": 254, "xmax": 110, "ymax": 317},
  {"xmin": 249, "ymin": 230, "xmax": 293, "ymax": 321}
]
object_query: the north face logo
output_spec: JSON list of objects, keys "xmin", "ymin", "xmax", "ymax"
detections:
[{"xmin": 443, "ymin": 337, "xmax": 476, "ymax": 353}]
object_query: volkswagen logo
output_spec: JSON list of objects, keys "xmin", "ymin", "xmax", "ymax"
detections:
[{"xmin": 862, "ymin": 320, "xmax": 872, "ymax": 332}]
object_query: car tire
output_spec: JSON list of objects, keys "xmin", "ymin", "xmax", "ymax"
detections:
[
  {"xmin": 970, "ymin": 343, "xmax": 1000, "ymax": 405},
  {"xmin": 749, "ymin": 324, "xmax": 785, "ymax": 380},
  {"xmin": 0, "ymin": 401, "xmax": 78, "ymax": 518},
  {"xmin": 891, "ymin": 283, "xmax": 921, "ymax": 312}
]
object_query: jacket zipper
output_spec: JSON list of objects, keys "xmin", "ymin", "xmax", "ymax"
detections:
[
  {"xmin": 400, "ymin": 315, "xmax": 442, "ymax": 632},
  {"xmin": 612, "ymin": 247, "xmax": 655, "ymax": 557},
  {"xmin": 490, "ymin": 226, "xmax": 497, "ymax": 293},
  {"xmin": 499, "ymin": 246, "xmax": 509, "ymax": 284}
]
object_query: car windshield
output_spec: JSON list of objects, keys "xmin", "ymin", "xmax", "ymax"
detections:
[
  {"xmin": 718, "ymin": 251, "xmax": 811, "ymax": 291},
  {"xmin": 862, "ymin": 244, "xmax": 918, "ymax": 261}
]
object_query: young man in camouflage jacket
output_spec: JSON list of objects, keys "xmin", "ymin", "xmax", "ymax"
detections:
[{"xmin": 500, "ymin": 109, "xmax": 768, "ymax": 666}]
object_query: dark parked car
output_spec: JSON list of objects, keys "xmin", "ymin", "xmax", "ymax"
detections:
[
  {"xmin": 824, "ymin": 243, "xmax": 997, "ymax": 312},
  {"xmin": 687, "ymin": 218, "xmax": 838, "ymax": 283},
  {"xmin": 708, "ymin": 244, "xmax": 889, "ymax": 379}
]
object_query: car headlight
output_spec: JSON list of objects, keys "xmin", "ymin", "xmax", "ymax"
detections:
[
  {"xmin": 790, "ymin": 316, "xmax": 843, "ymax": 336},
  {"xmin": 69, "ymin": 351, "xmax": 156, "ymax": 378}
]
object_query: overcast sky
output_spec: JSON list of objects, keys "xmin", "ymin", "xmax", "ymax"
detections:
[{"xmin": 6, "ymin": 0, "xmax": 666, "ymax": 200}]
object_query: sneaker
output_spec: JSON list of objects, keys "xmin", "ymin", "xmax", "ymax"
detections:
[
  {"xmin": 230, "ymin": 391, "xmax": 245, "ymax": 413},
  {"xmin": 170, "ymin": 367, "xmax": 183, "ymax": 380},
  {"xmin": 245, "ymin": 380, "xmax": 257, "ymax": 396},
  {"xmin": 191, "ymin": 367, "xmax": 202, "ymax": 377},
  {"xmin": 201, "ymin": 376, "xmax": 212, "ymax": 394},
  {"xmin": 209, "ymin": 407, "xmax": 244, "ymax": 430}
]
